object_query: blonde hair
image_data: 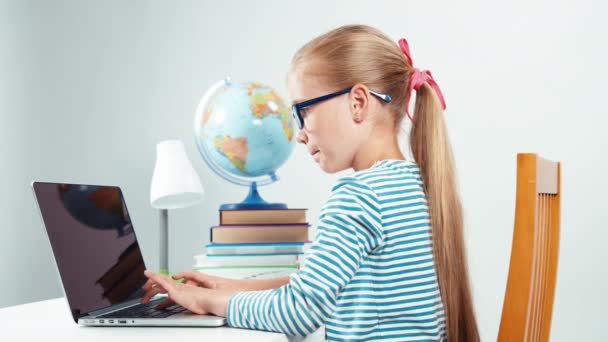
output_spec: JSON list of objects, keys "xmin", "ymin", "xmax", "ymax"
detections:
[{"xmin": 292, "ymin": 25, "xmax": 479, "ymax": 341}]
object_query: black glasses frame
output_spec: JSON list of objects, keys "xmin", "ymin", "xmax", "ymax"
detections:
[{"xmin": 291, "ymin": 87, "xmax": 392, "ymax": 129}]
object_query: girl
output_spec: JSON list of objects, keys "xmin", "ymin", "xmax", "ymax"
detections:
[{"xmin": 142, "ymin": 24, "xmax": 479, "ymax": 341}]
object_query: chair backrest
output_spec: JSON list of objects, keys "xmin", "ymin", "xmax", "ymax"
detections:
[{"xmin": 498, "ymin": 153, "xmax": 561, "ymax": 342}]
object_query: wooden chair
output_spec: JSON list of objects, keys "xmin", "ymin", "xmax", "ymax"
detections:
[{"xmin": 498, "ymin": 153, "xmax": 561, "ymax": 342}]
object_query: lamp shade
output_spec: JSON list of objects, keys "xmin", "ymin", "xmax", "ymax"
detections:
[{"xmin": 150, "ymin": 139, "xmax": 204, "ymax": 209}]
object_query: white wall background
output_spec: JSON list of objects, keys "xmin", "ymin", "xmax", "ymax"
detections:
[{"xmin": 1, "ymin": 0, "xmax": 607, "ymax": 340}]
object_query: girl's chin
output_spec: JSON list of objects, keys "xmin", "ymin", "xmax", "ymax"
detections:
[{"xmin": 318, "ymin": 161, "xmax": 346, "ymax": 174}]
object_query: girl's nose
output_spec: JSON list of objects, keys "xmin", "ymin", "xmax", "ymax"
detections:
[{"xmin": 296, "ymin": 129, "xmax": 308, "ymax": 145}]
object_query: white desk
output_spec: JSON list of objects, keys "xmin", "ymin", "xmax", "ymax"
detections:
[{"xmin": 0, "ymin": 297, "xmax": 325, "ymax": 341}]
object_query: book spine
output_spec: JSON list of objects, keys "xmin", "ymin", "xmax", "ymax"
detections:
[
  {"xmin": 206, "ymin": 248, "xmax": 304, "ymax": 255},
  {"xmin": 219, "ymin": 209, "xmax": 307, "ymax": 225}
]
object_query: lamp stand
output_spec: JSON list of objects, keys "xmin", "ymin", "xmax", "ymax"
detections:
[{"xmin": 159, "ymin": 209, "xmax": 169, "ymax": 276}]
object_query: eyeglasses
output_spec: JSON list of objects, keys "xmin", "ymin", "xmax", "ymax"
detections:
[{"xmin": 290, "ymin": 87, "xmax": 392, "ymax": 129}]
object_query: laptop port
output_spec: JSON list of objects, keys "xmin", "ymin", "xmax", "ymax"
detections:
[
  {"xmin": 118, "ymin": 320, "xmax": 127, "ymax": 324},
  {"xmin": 99, "ymin": 320, "xmax": 104, "ymax": 324},
  {"xmin": 108, "ymin": 320, "xmax": 114, "ymax": 324}
]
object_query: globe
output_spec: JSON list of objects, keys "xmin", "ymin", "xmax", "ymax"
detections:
[{"xmin": 193, "ymin": 78, "xmax": 296, "ymax": 210}]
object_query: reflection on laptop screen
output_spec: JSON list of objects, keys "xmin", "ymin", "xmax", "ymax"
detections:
[{"xmin": 33, "ymin": 182, "xmax": 147, "ymax": 321}]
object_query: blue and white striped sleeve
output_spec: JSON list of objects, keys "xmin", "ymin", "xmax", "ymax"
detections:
[{"xmin": 226, "ymin": 180, "xmax": 384, "ymax": 336}]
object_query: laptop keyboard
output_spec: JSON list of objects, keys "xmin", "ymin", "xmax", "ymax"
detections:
[{"xmin": 99, "ymin": 298, "xmax": 188, "ymax": 319}]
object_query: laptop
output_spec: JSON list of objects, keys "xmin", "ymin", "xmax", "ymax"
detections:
[{"xmin": 31, "ymin": 181, "xmax": 226, "ymax": 327}]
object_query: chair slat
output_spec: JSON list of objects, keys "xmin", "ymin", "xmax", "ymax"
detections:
[{"xmin": 498, "ymin": 154, "xmax": 561, "ymax": 342}]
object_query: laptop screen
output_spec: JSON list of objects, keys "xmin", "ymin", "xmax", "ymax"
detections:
[{"xmin": 32, "ymin": 182, "xmax": 148, "ymax": 322}]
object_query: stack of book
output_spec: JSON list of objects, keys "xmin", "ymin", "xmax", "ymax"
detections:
[{"xmin": 194, "ymin": 208, "xmax": 310, "ymax": 279}]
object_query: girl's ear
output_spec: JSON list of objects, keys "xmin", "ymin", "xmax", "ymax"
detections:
[{"xmin": 349, "ymin": 83, "xmax": 369, "ymax": 124}]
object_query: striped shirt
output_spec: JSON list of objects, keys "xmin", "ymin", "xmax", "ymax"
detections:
[{"xmin": 227, "ymin": 160, "xmax": 446, "ymax": 341}]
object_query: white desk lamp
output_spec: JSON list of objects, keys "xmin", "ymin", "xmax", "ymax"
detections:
[{"xmin": 150, "ymin": 139, "xmax": 204, "ymax": 276}]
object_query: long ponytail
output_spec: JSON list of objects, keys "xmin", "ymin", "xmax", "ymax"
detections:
[{"xmin": 410, "ymin": 84, "xmax": 480, "ymax": 341}]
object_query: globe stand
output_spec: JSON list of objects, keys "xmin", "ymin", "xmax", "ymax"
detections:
[{"xmin": 220, "ymin": 182, "xmax": 287, "ymax": 210}]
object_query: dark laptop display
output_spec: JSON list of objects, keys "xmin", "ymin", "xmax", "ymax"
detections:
[{"xmin": 32, "ymin": 182, "xmax": 147, "ymax": 322}]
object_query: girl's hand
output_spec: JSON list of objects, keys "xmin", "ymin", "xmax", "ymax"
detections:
[
  {"xmin": 171, "ymin": 271, "xmax": 290, "ymax": 292},
  {"xmin": 140, "ymin": 270, "xmax": 234, "ymax": 317},
  {"xmin": 171, "ymin": 270, "xmax": 244, "ymax": 292}
]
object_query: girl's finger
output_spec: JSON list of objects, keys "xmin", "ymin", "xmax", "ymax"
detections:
[
  {"xmin": 144, "ymin": 271, "xmax": 175, "ymax": 294},
  {"xmin": 142, "ymin": 278, "xmax": 157, "ymax": 291},
  {"xmin": 171, "ymin": 271, "xmax": 198, "ymax": 281},
  {"xmin": 141, "ymin": 286, "xmax": 163, "ymax": 304},
  {"xmin": 173, "ymin": 270, "xmax": 208, "ymax": 283},
  {"xmin": 175, "ymin": 271, "xmax": 217, "ymax": 289}
]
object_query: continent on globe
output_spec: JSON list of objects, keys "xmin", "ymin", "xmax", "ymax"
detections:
[
  {"xmin": 213, "ymin": 134, "xmax": 248, "ymax": 173},
  {"xmin": 202, "ymin": 103, "xmax": 214, "ymax": 127},
  {"xmin": 247, "ymin": 83, "xmax": 293, "ymax": 142}
]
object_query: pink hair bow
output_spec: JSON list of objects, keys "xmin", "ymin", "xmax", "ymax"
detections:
[{"xmin": 398, "ymin": 38, "xmax": 447, "ymax": 122}]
